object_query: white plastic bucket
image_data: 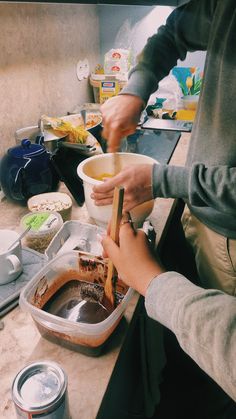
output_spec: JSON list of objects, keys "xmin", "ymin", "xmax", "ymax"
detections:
[{"xmin": 77, "ymin": 152, "xmax": 157, "ymax": 228}]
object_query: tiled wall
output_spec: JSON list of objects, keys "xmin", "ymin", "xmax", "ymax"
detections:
[{"xmin": 0, "ymin": 3, "xmax": 100, "ymax": 157}]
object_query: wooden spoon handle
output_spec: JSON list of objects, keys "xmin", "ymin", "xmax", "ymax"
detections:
[
  {"xmin": 113, "ymin": 152, "xmax": 121, "ymax": 176},
  {"xmin": 105, "ymin": 260, "xmax": 116, "ymax": 309},
  {"xmin": 110, "ymin": 185, "xmax": 124, "ymax": 243},
  {"xmin": 104, "ymin": 186, "xmax": 124, "ymax": 309}
]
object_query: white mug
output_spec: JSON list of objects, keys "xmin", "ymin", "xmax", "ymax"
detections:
[{"xmin": 0, "ymin": 230, "xmax": 23, "ymax": 285}]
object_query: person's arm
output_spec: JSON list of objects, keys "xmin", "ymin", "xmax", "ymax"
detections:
[
  {"xmin": 145, "ymin": 272, "xmax": 236, "ymax": 402},
  {"xmin": 122, "ymin": 0, "xmax": 217, "ymax": 103},
  {"xmin": 92, "ymin": 162, "xmax": 236, "ymax": 215},
  {"xmin": 101, "ymin": 218, "xmax": 236, "ymax": 402},
  {"xmin": 152, "ymin": 163, "xmax": 236, "ymax": 215},
  {"xmin": 101, "ymin": 0, "xmax": 218, "ymax": 151}
]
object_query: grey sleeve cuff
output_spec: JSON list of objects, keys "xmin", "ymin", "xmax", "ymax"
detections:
[
  {"xmin": 152, "ymin": 163, "xmax": 189, "ymax": 199},
  {"xmin": 120, "ymin": 68, "xmax": 159, "ymax": 104},
  {"xmin": 144, "ymin": 272, "xmax": 197, "ymax": 330}
]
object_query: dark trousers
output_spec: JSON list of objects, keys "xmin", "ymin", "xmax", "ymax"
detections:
[{"xmin": 152, "ymin": 327, "xmax": 236, "ymax": 419}]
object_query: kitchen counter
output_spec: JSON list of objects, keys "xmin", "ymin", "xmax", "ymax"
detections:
[{"xmin": 0, "ymin": 133, "xmax": 189, "ymax": 419}]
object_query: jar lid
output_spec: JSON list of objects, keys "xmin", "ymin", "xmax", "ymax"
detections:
[
  {"xmin": 9, "ymin": 139, "xmax": 46, "ymax": 158},
  {"xmin": 20, "ymin": 211, "xmax": 63, "ymax": 236},
  {"xmin": 12, "ymin": 361, "xmax": 67, "ymax": 412}
]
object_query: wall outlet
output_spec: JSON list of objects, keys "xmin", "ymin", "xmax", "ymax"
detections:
[{"xmin": 76, "ymin": 58, "xmax": 90, "ymax": 81}]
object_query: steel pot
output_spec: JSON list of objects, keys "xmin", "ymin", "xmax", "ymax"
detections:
[{"xmin": 15, "ymin": 126, "xmax": 66, "ymax": 153}]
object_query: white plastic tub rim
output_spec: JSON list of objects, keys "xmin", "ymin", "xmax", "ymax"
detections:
[
  {"xmin": 19, "ymin": 250, "xmax": 134, "ymax": 337},
  {"xmin": 77, "ymin": 152, "xmax": 158, "ymax": 184}
]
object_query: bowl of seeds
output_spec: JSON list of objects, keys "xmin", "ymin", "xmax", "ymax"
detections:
[{"xmin": 27, "ymin": 192, "xmax": 72, "ymax": 222}]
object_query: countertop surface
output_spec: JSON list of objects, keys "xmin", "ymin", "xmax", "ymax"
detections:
[{"xmin": 0, "ymin": 133, "xmax": 189, "ymax": 419}]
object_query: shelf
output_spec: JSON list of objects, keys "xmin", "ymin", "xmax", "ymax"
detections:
[{"xmin": 1, "ymin": 0, "xmax": 187, "ymax": 5}]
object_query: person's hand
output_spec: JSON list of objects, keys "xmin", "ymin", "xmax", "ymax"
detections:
[
  {"xmin": 101, "ymin": 213, "xmax": 165, "ymax": 296},
  {"xmin": 101, "ymin": 94, "xmax": 144, "ymax": 152},
  {"xmin": 91, "ymin": 164, "xmax": 153, "ymax": 211}
]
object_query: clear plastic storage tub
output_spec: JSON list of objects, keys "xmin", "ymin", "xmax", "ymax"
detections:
[{"xmin": 19, "ymin": 251, "xmax": 135, "ymax": 356}]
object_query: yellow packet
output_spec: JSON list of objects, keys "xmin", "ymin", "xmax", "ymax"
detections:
[{"xmin": 99, "ymin": 80, "xmax": 120, "ymax": 104}]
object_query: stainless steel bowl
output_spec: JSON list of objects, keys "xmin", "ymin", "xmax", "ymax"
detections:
[{"xmin": 15, "ymin": 125, "xmax": 66, "ymax": 153}]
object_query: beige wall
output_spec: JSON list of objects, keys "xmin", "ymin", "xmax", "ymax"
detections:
[{"xmin": 0, "ymin": 3, "xmax": 100, "ymax": 156}]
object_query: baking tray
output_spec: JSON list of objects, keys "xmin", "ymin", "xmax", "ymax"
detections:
[
  {"xmin": 0, "ymin": 247, "xmax": 46, "ymax": 317},
  {"xmin": 142, "ymin": 118, "xmax": 192, "ymax": 132},
  {"xmin": 121, "ymin": 129, "xmax": 181, "ymax": 165}
]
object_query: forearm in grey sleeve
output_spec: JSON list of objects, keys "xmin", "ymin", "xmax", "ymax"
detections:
[
  {"xmin": 152, "ymin": 163, "xmax": 236, "ymax": 216},
  {"xmin": 145, "ymin": 272, "xmax": 236, "ymax": 402}
]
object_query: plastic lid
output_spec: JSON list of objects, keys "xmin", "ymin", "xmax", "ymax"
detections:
[
  {"xmin": 12, "ymin": 361, "xmax": 67, "ymax": 412},
  {"xmin": 9, "ymin": 139, "xmax": 46, "ymax": 158},
  {"xmin": 20, "ymin": 211, "xmax": 63, "ymax": 236}
]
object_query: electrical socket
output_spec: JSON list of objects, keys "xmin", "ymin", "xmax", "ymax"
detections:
[{"xmin": 76, "ymin": 58, "xmax": 90, "ymax": 81}]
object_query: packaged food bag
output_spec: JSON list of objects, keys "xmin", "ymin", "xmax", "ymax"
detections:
[{"xmin": 104, "ymin": 49, "xmax": 131, "ymax": 75}]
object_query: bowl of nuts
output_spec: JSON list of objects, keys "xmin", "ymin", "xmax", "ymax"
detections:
[{"xmin": 27, "ymin": 192, "xmax": 72, "ymax": 222}]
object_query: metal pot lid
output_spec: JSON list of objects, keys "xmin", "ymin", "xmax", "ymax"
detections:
[{"xmin": 9, "ymin": 139, "xmax": 46, "ymax": 158}]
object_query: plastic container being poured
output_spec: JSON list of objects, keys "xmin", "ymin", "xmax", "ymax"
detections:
[
  {"xmin": 19, "ymin": 250, "xmax": 134, "ymax": 355},
  {"xmin": 44, "ymin": 185, "xmax": 124, "ymax": 323}
]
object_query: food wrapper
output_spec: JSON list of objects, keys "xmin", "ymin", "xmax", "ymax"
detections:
[
  {"xmin": 104, "ymin": 48, "xmax": 131, "ymax": 75},
  {"xmin": 42, "ymin": 115, "xmax": 88, "ymax": 144}
]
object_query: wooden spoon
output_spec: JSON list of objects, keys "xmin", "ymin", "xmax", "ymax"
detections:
[
  {"xmin": 103, "ymin": 185, "xmax": 124, "ymax": 311},
  {"xmin": 113, "ymin": 151, "xmax": 121, "ymax": 176}
]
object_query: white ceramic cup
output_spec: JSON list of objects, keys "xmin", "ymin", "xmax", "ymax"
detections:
[{"xmin": 0, "ymin": 230, "xmax": 23, "ymax": 285}]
